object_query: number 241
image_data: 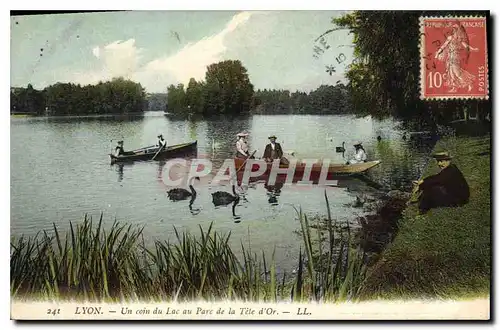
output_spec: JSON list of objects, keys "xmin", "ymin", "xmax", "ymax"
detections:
[{"xmin": 47, "ymin": 308, "xmax": 60, "ymax": 315}]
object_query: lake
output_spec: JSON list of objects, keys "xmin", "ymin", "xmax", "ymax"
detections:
[{"xmin": 10, "ymin": 112, "xmax": 436, "ymax": 272}]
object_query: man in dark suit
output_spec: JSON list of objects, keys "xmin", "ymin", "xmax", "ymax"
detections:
[
  {"xmin": 263, "ymin": 135, "xmax": 286, "ymax": 163},
  {"xmin": 413, "ymin": 151, "xmax": 470, "ymax": 214}
]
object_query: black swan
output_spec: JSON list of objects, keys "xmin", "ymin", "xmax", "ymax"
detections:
[
  {"xmin": 336, "ymin": 142, "xmax": 345, "ymax": 153},
  {"xmin": 212, "ymin": 184, "xmax": 239, "ymax": 207},
  {"xmin": 167, "ymin": 176, "xmax": 200, "ymax": 201}
]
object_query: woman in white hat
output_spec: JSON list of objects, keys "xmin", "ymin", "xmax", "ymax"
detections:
[
  {"xmin": 347, "ymin": 141, "xmax": 367, "ymax": 164},
  {"xmin": 235, "ymin": 131, "xmax": 250, "ymax": 158}
]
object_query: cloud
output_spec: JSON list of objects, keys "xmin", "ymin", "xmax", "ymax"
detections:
[
  {"xmin": 69, "ymin": 39, "xmax": 144, "ymax": 86},
  {"xmin": 141, "ymin": 11, "xmax": 254, "ymax": 88},
  {"xmin": 69, "ymin": 11, "xmax": 255, "ymax": 91}
]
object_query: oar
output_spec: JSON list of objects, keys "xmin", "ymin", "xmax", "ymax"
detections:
[
  {"xmin": 152, "ymin": 144, "xmax": 166, "ymax": 161},
  {"xmin": 236, "ymin": 150, "xmax": 257, "ymax": 173}
]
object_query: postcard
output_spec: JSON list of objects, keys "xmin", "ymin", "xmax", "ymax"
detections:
[{"xmin": 10, "ymin": 9, "xmax": 491, "ymax": 321}]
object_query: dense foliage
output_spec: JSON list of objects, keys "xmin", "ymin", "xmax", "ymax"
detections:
[
  {"xmin": 146, "ymin": 93, "xmax": 167, "ymax": 111},
  {"xmin": 252, "ymin": 83, "xmax": 351, "ymax": 115},
  {"xmin": 331, "ymin": 10, "xmax": 491, "ymax": 128},
  {"xmin": 11, "ymin": 78, "xmax": 147, "ymax": 116},
  {"xmin": 166, "ymin": 60, "xmax": 255, "ymax": 117}
]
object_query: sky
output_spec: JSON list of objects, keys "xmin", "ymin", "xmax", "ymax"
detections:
[{"xmin": 10, "ymin": 10, "xmax": 355, "ymax": 93}]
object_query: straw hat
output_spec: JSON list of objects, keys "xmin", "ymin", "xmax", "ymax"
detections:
[
  {"xmin": 268, "ymin": 135, "xmax": 277, "ymax": 139},
  {"xmin": 432, "ymin": 151, "xmax": 453, "ymax": 161},
  {"xmin": 237, "ymin": 131, "xmax": 249, "ymax": 137},
  {"xmin": 353, "ymin": 141, "xmax": 362, "ymax": 146}
]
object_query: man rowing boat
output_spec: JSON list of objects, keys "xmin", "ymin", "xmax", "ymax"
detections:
[
  {"xmin": 114, "ymin": 140, "xmax": 125, "ymax": 156},
  {"xmin": 157, "ymin": 134, "xmax": 166, "ymax": 149}
]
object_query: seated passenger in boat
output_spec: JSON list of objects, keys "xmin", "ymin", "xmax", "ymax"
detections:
[
  {"xmin": 263, "ymin": 135, "xmax": 288, "ymax": 165},
  {"xmin": 412, "ymin": 151, "xmax": 470, "ymax": 214},
  {"xmin": 236, "ymin": 131, "xmax": 252, "ymax": 158},
  {"xmin": 347, "ymin": 141, "xmax": 367, "ymax": 164}
]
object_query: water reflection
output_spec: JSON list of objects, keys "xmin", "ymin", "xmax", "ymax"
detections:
[
  {"xmin": 116, "ymin": 163, "xmax": 124, "ymax": 182},
  {"xmin": 265, "ymin": 181, "xmax": 284, "ymax": 205}
]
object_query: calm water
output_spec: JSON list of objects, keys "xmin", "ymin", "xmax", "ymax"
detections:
[{"xmin": 10, "ymin": 112, "xmax": 436, "ymax": 271}]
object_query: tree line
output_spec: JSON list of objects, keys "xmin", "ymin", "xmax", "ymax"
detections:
[
  {"xmin": 166, "ymin": 59, "xmax": 352, "ymax": 117},
  {"xmin": 331, "ymin": 10, "xmax": 491, "ymax": 128},
  {"xmin": 252, "ymin": 84, "xmax": 351, "ymax": 115},
  {"xmin": 10, "ymin": 78, "xmax": 147, "ymax": 116}
]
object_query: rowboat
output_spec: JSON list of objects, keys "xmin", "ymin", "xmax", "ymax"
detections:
[
  {"xmin": 233, "ymin": 157, "xmax": 381, "ymax": 177},
  {"xmin": 109, "ymin": 140, "xmax": 197, "ymax": 163}
]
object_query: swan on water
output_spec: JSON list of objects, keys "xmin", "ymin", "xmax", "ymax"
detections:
[
  {"xmin": 167, "ymin": 176, "xmax": 200, "ymax": 201},
  {"xmin": 212, "ymin": 184, "xmax": 240, "ymax": 207}
]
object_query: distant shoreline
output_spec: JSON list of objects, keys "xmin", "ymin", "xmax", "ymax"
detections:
[{"xmin": 10, "ymin": 112, "xmax": 146, "ymax": 119}]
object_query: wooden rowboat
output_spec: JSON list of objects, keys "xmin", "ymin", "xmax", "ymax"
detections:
[
  {"xmin": 233, "ymin": 157, "xmax": 381, "ymax": 177},
  {"xmin": 109, "ymin": 140, "xmax": 197, "ymax": 163}
]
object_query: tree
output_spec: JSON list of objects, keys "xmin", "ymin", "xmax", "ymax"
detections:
[
  {"xmin": 203, "ymin": 60, "xmax": 254, "ymax": 115},
  {"xmin": 185, "ymin": 78, "xmax": 205, "ymax": 114},
  {"xmin": 166, "ymin": 84, "xmax": 187, "ymax": 116}
]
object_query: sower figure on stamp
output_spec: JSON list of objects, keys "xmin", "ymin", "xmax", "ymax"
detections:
[
  {"xmin": 411, "ymin": 151, "xmax": 470, "ymax": 214},
  {"xmin": 435, "ymin": 23, "xmax": 479, "ymax": 93}
]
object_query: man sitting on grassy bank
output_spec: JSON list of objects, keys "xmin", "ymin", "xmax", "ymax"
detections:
[{"xmin": 412, "ymin": 151, "xmax": 470, "ymax": 214}]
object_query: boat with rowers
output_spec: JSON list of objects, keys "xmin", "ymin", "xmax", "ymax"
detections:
[{"xmin": 109, "ymin": 140, "xmax": 197, "ymax": 163}]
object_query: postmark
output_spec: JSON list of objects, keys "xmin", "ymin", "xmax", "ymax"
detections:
[{"xmin": 419, "ymin": 16, "xmax": 489, "ymax": 100}]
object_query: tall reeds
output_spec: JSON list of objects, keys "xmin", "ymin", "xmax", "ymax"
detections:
[{"xmin": 11, "ymin": 193, "xmax": 367, "ymax": 302}]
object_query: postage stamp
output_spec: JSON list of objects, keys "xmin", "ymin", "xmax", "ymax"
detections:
[{"xmin": 419, "ymin": 16, "xmax": 489, "ymax": 100}]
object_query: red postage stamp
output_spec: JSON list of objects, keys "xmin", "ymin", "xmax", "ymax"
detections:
[{"xmin": 419, "ymin": 16, "xmax": 489, "ymax": 100}]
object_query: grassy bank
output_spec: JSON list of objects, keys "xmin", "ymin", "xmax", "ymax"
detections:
[
  {"xmin": 358, "ymin": 134, "xmax": 491, "ymax": 300},
  {"xmin": 11, "ymin": 194, "xmax": 366, "ymax": 302}
]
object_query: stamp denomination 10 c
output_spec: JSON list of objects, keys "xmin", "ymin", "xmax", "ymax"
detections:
[{"xmin": 419, "ymin": 16, "xmax": 488, "ymax": 100}]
